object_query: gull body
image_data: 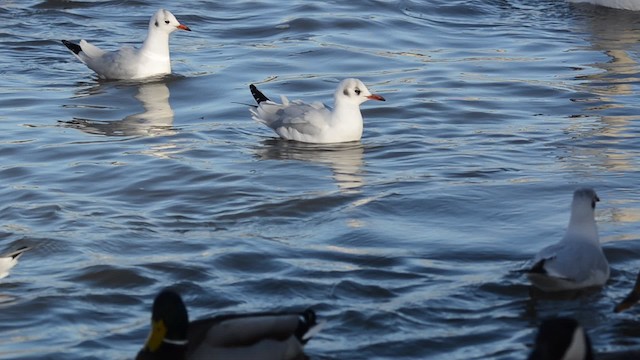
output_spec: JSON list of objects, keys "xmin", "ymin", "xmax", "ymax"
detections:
[
  {"xmin": 526, "ymin": 188, "xmax": 609, "ymax": 292},
  {"xmin": 62, "ymin": 9, "xmax": 191, "ymax": 80},
  {"xmin": 249, "ymin": 78, "xmax": 385, "ymax": 144},
  {"xmin": 137, "ymin": 289, "xmax": 323, "ymax": 360}
]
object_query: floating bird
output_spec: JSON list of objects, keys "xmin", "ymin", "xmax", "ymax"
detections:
[
  {"xmin": 136, "ymin": 289, "xmax": 323, "ymax": 360},
  {"xmin": 567, "ymin": 0, "xmax": 640, "ymax": 11},
  {"xmin": 62, "ymin": 9, "xmax": 191, "ymax": 80},
  {"xmin": 249, "ymin": 78, "xmax": 385, "ymax": 144},
  {"xmin": 526, "ymin": 188, "xmax": 609, "ymax": 292},
  {"xmin": 528, "ymin": 317, "xmax": 594, "ymax": 360},
  {"xmin": 0, "ymin": 246, "xmax": 30, "ymax": 279}
]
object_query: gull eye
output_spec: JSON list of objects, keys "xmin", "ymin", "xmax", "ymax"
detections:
[
  {"xmin": 355, "ymin": 88, "xmax": 361, "ymax": 95},
  {"xmin": 165, "ymin": 20, "xmax": 170, "ymax": 24}
]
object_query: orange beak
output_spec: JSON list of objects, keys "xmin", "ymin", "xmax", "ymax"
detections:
[
  {"xmin": 177, "ymin": 24, "xmax": 191, "ymax": 31},
  {"xmin": 367, "ymin": 94, "xmax": 385, "ymax": 101}
]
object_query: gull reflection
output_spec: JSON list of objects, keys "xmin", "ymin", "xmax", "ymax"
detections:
[
  {"xmin": 255, "ymin": 140, "xmax": 365, "ymax": 192},
  {"xmin": 62, "ymin": 81, "xmax": 176, "ymax": 137}
]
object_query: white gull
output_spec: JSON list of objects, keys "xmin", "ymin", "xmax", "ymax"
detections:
[
  {"xmin": 526, "ymin": 188, "xmax": 610, "ymax": 292},
  {"xmin": 249, "ymin": 78, "xmax": 385, "ymax": 144},
  {"xmin": 62, "ymin": 9, "xmax": 191, "ymax": 80}
]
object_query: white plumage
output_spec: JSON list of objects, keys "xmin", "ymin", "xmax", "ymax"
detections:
[
  {"xmin": 249, "ymin": 78, "xmax": 385, "ymax": 144},
  {"xmin": 526, "ymin": 188, "xmax": 609, "ymax": 292},
  {"xmin": 62, "ymin": 9, "xmax": 191, "ymax": 80},
  {"xmin": 0, "ymin": 247, "xmax": 30, "ymax": 279}
]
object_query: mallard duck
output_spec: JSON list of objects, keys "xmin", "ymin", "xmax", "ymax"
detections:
[
  {"xmin": 529, "ymin": 317, "xmax": 640, "ymax": 359},
  {"xmin": 526, "ymin": 188, "xmax": 610, "ymax": 291},
  {"xmin": 249, "ymin": 78, "xmax": 385, "ymax": 144},
  {"xmin": 61, "ymin": 9, "xmax": 191, "ymax": 80},
  {"xmin": 0, "ymin": 246, "xmax": 30, "ymax": 279},
  {"xmin": 136, "ymin": 289, "xmax": 322, "ymax": 360}
]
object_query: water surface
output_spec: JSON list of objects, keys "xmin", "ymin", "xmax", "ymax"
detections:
[{"xmin": 2, "ymin": 0, "xmax": 640, "ymax": 359}]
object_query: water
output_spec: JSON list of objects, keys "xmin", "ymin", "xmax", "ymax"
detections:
[{"xmin": 2, "ymin": 0, "xmax": 640, "ymax": 358}]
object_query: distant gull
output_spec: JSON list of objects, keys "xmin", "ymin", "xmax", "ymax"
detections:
[
  {"xmin": 567, "ymin": 0, "xmax": 640, "ymax": 11},
  {"xmin": 61, "ymin": 9, "xmax": 191, "ymax": 80},
  {"xmin": 249, "ymin": 78, "xmax": 385, "ymax": 144},
  {"xmin": 526, "ymin": 188, "xmax": 610, "ymax": 292},
  {"xmin": 528, "ymin": 317, "xmax": 593, "ymax": 360},
  {"xmin": 0, "ymin": 246, "xmax": 30, "ymax": 279},
  {"xmin": 136, "ymin": 289, "xmax": 324, "ymax": 360}
]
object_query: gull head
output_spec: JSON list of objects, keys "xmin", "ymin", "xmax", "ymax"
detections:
[
  {"xmin": 149, "ymin": 9, "xmax": 191, "ymax": 34},
  {"xmin": 572, "ymin": 188, "xmax": 599, "ymax": 214},
  {"xmin": 334, "ymin": 78, "xmax": 385, "ymax": 106}
]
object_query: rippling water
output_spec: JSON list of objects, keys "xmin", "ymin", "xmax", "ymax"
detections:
[{"xmin": 2, "ymin": 0, "xmax": 640, "ymax": 359}]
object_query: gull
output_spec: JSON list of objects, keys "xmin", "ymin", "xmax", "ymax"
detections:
[
  {"xmin": 61, "ymin": 9, "xmax": 191, "ymax": 80},
  {"xmin": 136, "ymin": 289, "xmax": 324, "ymax": 360},
  {"xmin": 249, "ymin": 78, "xmax": 385, "ymax": 144},
  {"xmin": 0, "ymin": 246, "xmax": 30, "ymax": 279},
  {"xmin": 526, "ymin": 188, "xmax": 610, "ymax": 292}
]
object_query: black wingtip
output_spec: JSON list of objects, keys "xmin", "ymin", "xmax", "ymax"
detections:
[
  {"xmin": 250, "ymin": 84, "xmax": 270, "ymax": 104},
  {"xmin": 6, "ymin": 246, "xmax": 30, "ymax": 260},
  {"xmin": 62, "ymin": 40, "xmax": 82, "ymax": 55},
  {"xmin": 528, "ymin": 259, "xmax": 547, "ymax": 275}
]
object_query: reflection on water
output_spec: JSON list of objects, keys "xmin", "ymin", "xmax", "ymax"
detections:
[
  {"xmin": 61, "ymin": 82, "xmax": 176, "ymax": 137},
  {"xmin": 560, "ymin": 8, "xmax": 640, "ymax": 250},
  {"xmin": 254, "ymin": 140, "xmax": 365, "ymax": 192},
  {"xmin": 576, "ymin": 8, "xmax": 640, "ymax": 97},
  {"xmin": 564, "ymin": 7, "xmax": 640, "ymax": 173}
]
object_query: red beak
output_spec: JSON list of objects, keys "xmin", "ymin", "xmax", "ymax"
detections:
[
  {"xmin": 367, "ymin": 94, "xmax": 385, "ymax": 101},
  {"xmin": 177, "ymin": 24, "xmax": 191, "ymax": 31}
]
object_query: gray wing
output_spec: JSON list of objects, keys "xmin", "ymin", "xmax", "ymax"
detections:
[
  {"xmin": 83, "ymin": 45, "xmax": 139, "ymax": 79},
  {"xmin": 533, "ymin": 241, "xmax": 607, "ymax": 283},
  {"xmin": 252, "ymin": 99, "xmax": 332, "ymax": 137}
]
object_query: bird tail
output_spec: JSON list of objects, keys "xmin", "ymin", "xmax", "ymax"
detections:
[
  {"xmin": 250, "ymin": 84, "xmax": 270, "ymax": 104},
  {"xmin": 62, "ymin": 40, "xmax": 82, "ymax": 55},
  {"xmin": 4, "ymin": 246, "xmax": 31, "ymax": 260},
  {"xmin": 296, "ymin": 309, "xmax": 324, "ymax": 344}
]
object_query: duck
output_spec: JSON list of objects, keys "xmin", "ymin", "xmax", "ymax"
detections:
[
  {"xmin": 529, "ymin": 317, "xmax": 640, "ymax": 359},
  {"xmin": 61, "ymin": 9, "xmax": 191, "ymax": 80},
  {"xmin": 526, "ymin": 188, "xmax": 610, "ymax": 292},
  {"xmin": 136, "ymin": 289, "xmax": 323, "ymax": 360},
  {"xmin": 0, "ymin": 246, "xmax": 30, "ymax": 279},
  {"xmin": 528, "ymin": 317, "xmax": 593, "ymax": 360},
  {"xmin": 249, "ymin": 78, "xmax": 385, "ymax": 144}
]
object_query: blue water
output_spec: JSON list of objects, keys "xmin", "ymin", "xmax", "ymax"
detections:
[{"xmin": 2, "ymin": 0, "xmax": 640, "ymax": 359}]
